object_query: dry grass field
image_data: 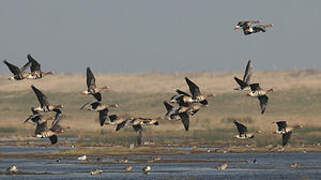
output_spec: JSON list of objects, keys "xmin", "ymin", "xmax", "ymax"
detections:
[{"xmin": 1, "ymin": 69, "xmax": 321, "ymax": 148}]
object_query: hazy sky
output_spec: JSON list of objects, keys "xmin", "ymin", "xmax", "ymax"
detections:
[{"xmin": 0, "ymin": 0, "xmax": 321, "ymax": 73}]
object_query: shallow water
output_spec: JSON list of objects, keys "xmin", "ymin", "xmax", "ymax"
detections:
[{"xmin": 0, "ymin": 147, "xmax": 320, "ymax": 180}]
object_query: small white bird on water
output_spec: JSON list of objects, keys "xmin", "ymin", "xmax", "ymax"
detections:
[
  {"xmin": 90, "ymin": 169, "xmax": 103, "ymax": 175},
  {"xmin": 143, "ymin": 165, "xmax": 151, "ymax": 174},
  {"xmin": 7, "ymin": 165, "xmax": 18, "ymax": 174},
  {"xmin": 78, "ymin": 155, "xmax": 87, "ymax": 161}
]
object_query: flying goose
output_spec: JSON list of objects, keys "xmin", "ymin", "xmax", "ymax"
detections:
[
  {"xmin": 3, "ymin": 60, "xmax": 32, "ymax": 80},
  {"xmin": 185, "ymin": 77, "xmax": 215, "ymax": 105},
  {"xmin": 31, "ymin": 85, "xmax": 63, "ymax": 112},
  {"xmin": 116, "ymin": 117, "xmax": 159, "ymax": 132},
  {"xmin": 170, "ymin": 89, "xmax": 194, "ymax": 106},
  {"xmin": 81, "ymin": 101, "xmax": 119, "ymax": 126},
  {"xmin": 273, "ymin": 121, "xmax": 303, "ymax": 146},
  {"xmin": 81, "ymin": 67, "xmax": 109, "ymax": 101},
  {"xmin": 243, "ymin": 24, "xmax": 273, "ymax": 35},
  {"xmin": 90, "ymin": 169, "xmax": 103, "ymax": 175},
  {"xmin": 234, "ymin": 60, "xmax": 253, "ymax": 91},
  {"xmin": 247, "ymin": 83, "xmax": 273, "ymax": 114},
  {"xmin": 35, "ymin": 108, "xmax": 64, "ymax": 144},
  {"xmin": 234, "ymin": 20, "xmax": 261, "ymax": 30},
  {"xmin": 24, "ymin": 107, "xmax": 53, "ymax": 124},
  {"xmin": 27, "ymin": 54, "xmax": 54, "ymax": 79},
  {"xmin": 124, "ymin": 166, "xmax": 133, "ymax": 171},
  {"xmin": 216, "ymin": 162, "xmax": 228, "ymax": 170},
  {"xmin": 233, "ymin": 120, "xmax": 261, "ymax": 139}
]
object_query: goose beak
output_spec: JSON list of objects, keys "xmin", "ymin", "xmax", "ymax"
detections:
[
  {"xmin": 234, "ymin": 26, "xmax": 240, "ymax": 30},
  {"xmin": 247, "ymin": 93, "xmax": 251, "ymax": 96}
]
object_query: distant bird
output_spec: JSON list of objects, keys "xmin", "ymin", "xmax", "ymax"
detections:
[
  {"xmin": 6, "ymin": 165, "xmax": 18, "ymax": 174},
  {"xmin": 90, "ymin": 169, "xmax": 103, "ymax": 175},
  {"xmin": 31, "ymin": 85, "xmax": 63, "ymax": 113},
  {"xmin": 3, "ymin": 59, "xmax": 32, "ymax": 80},
  {"xmin": 273, "ymin": 121, "xmax": 303, "ymax": 146},
  {"xmin": 290, "ymin": 162, "xmax": 299, "ymax": 168},
  {"xmin": 185, "ymin": 77, "xmax": 215, "ymax": 105},
  {"xmin": 234, "ymin": 60, "xmax": 253, "ymax": 91},
  {"xmin": 35, "ymin": 108, "xmax": 64, "ymax": 144},
  {"xmin": 216, "ymin": 162, "xmax": 228, "ymax": 170},
  {"xmin": 117, "ymin": 157, "xmax": 129, "ymax": 163},
  {"xmin": 78, "ymin": 155, "xmax": 87, "ymax": 161},
  {"xmin": 81, "ymin": 67, "xmax": 109, "ymax": 101},
  {"xmin": 27, "ymin": 54, "xmax": 54, "ymax": 79},
  {"xmin": 247, "ymin": 83, "xmax": 273, "ymax": 114},
  {"xmin": 234, "ymin": 20, "xmax": 261, "ymax": 30},
  {"xmin": 163, "ymin": 101, "xmax": 204, "ymax": 131},
  {"xmin": 116, "ymin": 117, "xmax": 159, "ymax": 132},
  {"xmin": 124, "ymin": 166, "xmax": 133, "ymax": 171},
  {"xmin": 142, "ymin": 165, "xmax": 151, "ymax": 174},
  {"xmin": 170, "ymin": 89, "xmax": 194, "ymax": 107},
  {"xmin": 243, "ymin": 24, "xmax": 273, "ymax": 35},
  {"xmin": 233, "ymin": 120, "xmax": 261, "ymax": 139},
  {"xmin": 80, "ymin": 101, "xmax": 119, "ymax": 126}
]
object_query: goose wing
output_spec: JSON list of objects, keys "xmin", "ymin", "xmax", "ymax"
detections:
[
  {"xmin": 185, "ymin": 77, "xmax": 201, "ymax": 98},
  {"xmin": 163, "ymin": 101, "xmax": 173, "ymax": 113},
  {"xmin": 27, "ymin": 54, "xmax": 41, "ymax": 72},
  {"xmin": 49, "ymin": 135, "xmax": 58, "ymax": 144},
  {"xmin": 179, "ymin": 112, "xmax": 189, "ymax": 131},
  {"xmin": 20, "ymin": 61, "xmax": 32, "ymax": 73},
  {"xmin": 234, "ymin": 77, "xmax": 247, "ymax": 89},
  {"xmin": 282, "ymin": 131, "xmax": 292, "ymax": 146},
  {"xmin": 35, "ymin": 121, "xmax": 47, "ymax": 135},
  {"xmin": 99, "ymin": 108, "xmax": 109, "ymax": 126},
  {"xmin": 176, "ymin": 89, "xmax": 191, "ymax": 97},
  {"xmin": 116, "ymin": 120, "xmax": 127, "ymax": 131},
  {"xmin": 250, "ymin": 83, "xmax": 261, "ymax": 91},
  {"xmin": 50, "ymin": 109, "xmax": 63, "ymax": 132},
  {"xmin": 92, "ymin": 92, "xmax": 102, "ymax": 101},
  {"xmin": 276, "ymin": 121, "xmax": 287, "ymax": 132},
  {"xmin": 258, "ymin": 95, "xmax": 269, "ymax": 114},
  {"xmin": 3, "ymin": 60, "xmax": 21, "ymax": 76},
  {"xmin": 31, "ymin": 85, "xmax": 50, "ymax": 107},
  {"xmin": 233, "ymin": 120, "xmax": 247, "ymax": 136},
  {"xmin": 86, "ymin": 67, "xmax": 96, "ymax": 90},
  {"xmin": 243, "ymin": 60, "xmax": 252, "ymax": 84}
]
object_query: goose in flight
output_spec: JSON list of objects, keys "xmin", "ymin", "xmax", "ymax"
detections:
[
  {"xmin": 185, "ymin": 77, "xmax": 215, "ymax": 105},
  {"xmin": 243, "ymin": 24, "xmax": 273, "ymax": 35},
  {"xmin": 27, "ymin": 54, "xmax": 54, "ymax": 79},
  {"xmin": 247, "ymin": 83, "xmax": 273, "ymax": 114},
  {"xmin": 81, "ymin": 67, "xmax": 109, "ymax": 101},
  {"xmin": 234, "ymin": 60, "xmax": 253, "ymax": 91},
  {"xmin": 31, "ymin": 85, "xmax": 63, "ymax": 113},
  {"xmin": 35, "ymin": 108, "xmax": 64, "ymax": 144},
  {"xmin": 233, "ymin": 120, "xmax": 262, "ymax": 139},
  {"xmin": 3, "ymin": 59, "xmax": 32, "ymax": 80},
  {"xmin": 80, "ymin": 101, "xmax": 119, "ymax": 126},
  {"xmin": 234, "ymin": 20, "xmax": 261, "ymax": 30},
  {"xmin": 273, "ymin": 121, "xmax": 303, "ymax": 146},
  {"xmin": 115, "ymin": 117, "xmax": 159, "ymax": 132}
]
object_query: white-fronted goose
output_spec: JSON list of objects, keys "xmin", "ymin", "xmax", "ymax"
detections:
[
  {"xmin": 80, "ymin": 101, "xmax": 119, "ymax": 126},
  {"xmin": 233, "ymin": 120, "xmax": 261, "ymax": 139},
  {"xmin": 3, "ymin": 60, "xmax": 32, "ymax": 80},
  {"xmin": 31, "ymin": 85, "xmax": 63, "ymax": 112},
  {"xmin": 124, "ymin": 166, "xmax": 133, "ymax": 171},
  {"xmin": 81, "ymin": 67, "xmax": 109, "ymax": 101},
  {"xmin": 247, "ymin": 83, "xmax": 273, "ymax": 114},
  {"xmin": 234, "ymin": 20, "xmax": 261, "ymax": 30},
  {"xmin": 116, "ymin": 117, "xmax": 159, "ymax": 132},
  {"xmin": 170, "ymin": 89, "xmax": 194, "ymax": 106},
  {"xmin": 185, "ymin": 77, "xmax": 215, "ymax": 105},
  {"xmin": 273, "ymin": 121, "xmax": 303, "ymax": 146},
  {"xmin": 35, "ymin": 108, "xmax": 64, "ymax": 144},
  {"xmin": 243, "ymin": 24, "xmax": 273, "ymax": 35},
  {"xmin": 27, "ymin": 54, "xmax": 54, "ymax": 79},
  {"xmin": 234, "ymin": 60, "xmax": 253, "ymax": 91}
]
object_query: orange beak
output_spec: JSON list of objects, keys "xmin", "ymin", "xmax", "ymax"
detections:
[{"xmin": 234, "ymin": 26, "xmax": 239, "ymax": 30}]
